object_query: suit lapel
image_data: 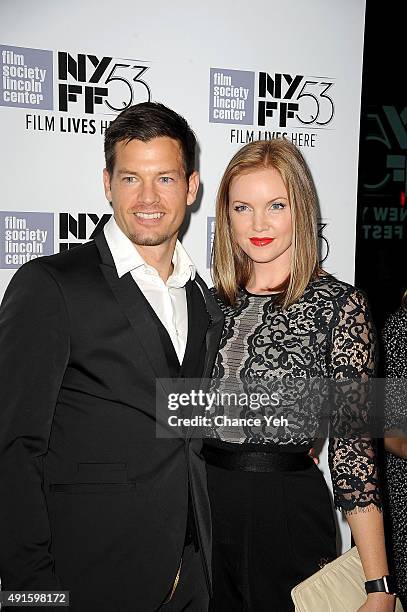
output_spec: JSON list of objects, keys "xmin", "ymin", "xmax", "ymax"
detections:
[
  {"xmin": 95, "ymin": 232, "xmax": 172, "ymax": 387},
  {"xmin": 194, "ymin": 275, "xmax": 224, "ymax": 381},
  {"xmin": 180, "ymin": 280, "xmax": 208, "ymax": 374},
  {"xmin": 186, "ymin": 275, "xmax": 224, "ymax": 440}
]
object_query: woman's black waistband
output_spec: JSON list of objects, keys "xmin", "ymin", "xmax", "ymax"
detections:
[{"xmin": 202, "ymin": 439, "xmax": 313, "ymax": 472}]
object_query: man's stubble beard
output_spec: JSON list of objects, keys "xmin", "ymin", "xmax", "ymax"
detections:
[{"xmin": 127, "ymin": 228, "xmax": 176, "ymax": 247}]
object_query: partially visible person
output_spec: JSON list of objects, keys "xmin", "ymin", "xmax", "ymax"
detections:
[
  {"xmin": 203, "ymin": 138, "xmax": 396, "ymax": 612},
  {"xmin": 0, "ymin": 102, "xmax": 224, "ymax": 611},
  {"xmin": 383, "ymin": 288, "xmax": 407, "ymax": 610}
]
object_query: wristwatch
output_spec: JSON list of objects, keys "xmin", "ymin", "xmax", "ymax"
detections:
[{"xmin": 365, "ymin": 575, "xmax": 397, "ymax": 595}]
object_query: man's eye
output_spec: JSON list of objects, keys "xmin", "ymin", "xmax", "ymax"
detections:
[
  {"xmin": 159, "ymin": 176, "xmax": 173, "ymax": 184},
  {"xmin": 123, "ymin": 176, "xmax": 136, "ymax": 183}
]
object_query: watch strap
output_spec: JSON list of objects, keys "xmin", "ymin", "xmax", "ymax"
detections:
[{"xmin": 365, "ymin": 575, "xmax": 396, "ymax": 595}]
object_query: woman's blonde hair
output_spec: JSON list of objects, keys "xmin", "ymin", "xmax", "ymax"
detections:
[
  {"xmin": 212, "ymin": 138, "xmax": 321, "ymax": 308},
  {"xmin": 402, "ymin": 288, "xmax": 407, "ymax": 310}
]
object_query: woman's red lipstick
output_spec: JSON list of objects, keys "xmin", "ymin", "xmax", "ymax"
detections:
[{"xmin": 249, "ymin": 237, "xmax": 274, "ymax": 247}]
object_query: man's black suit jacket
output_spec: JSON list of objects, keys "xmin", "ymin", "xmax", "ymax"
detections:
[{"xmin": 0, "ymin": 232, "xmax": 224, "ymax": 611}]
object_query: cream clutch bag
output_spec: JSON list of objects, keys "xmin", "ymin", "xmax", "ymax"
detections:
[{"xmin": 291, "ymin": 546, "xmax": 404, "ymax": 611}]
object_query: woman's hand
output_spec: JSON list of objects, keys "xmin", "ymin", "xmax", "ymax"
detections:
[
  {"xmin": 357, "ymin": 592, "xmax": 396, "ymax": 611},
  {"xmin": 308, "ymin": 448, "xmax": 319, "ymax": 464}
]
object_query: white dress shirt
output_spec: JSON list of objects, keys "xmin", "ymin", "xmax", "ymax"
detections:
[{"xmin": 104, "ymin": 216, "xmax": 196, "ymax": 363}]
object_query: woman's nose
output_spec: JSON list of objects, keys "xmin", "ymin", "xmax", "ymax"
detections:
[{"xmin": 252, "ymin": 211, "xmax": 269, "ymax": 233}]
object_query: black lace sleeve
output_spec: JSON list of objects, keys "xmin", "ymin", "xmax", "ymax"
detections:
[{"xmin": 327, "ymin": 289, "xmax": 382, "ymax": 514}]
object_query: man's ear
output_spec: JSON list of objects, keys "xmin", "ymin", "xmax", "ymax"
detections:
[
  {"xmin": 186, "ymin": 171, "xmax": 200, "ymax": 206},
  {"xmin": 103, "ymin": 168, "xmax": 112, "ymax": 203}
]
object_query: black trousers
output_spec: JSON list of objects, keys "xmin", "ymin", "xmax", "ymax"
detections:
[{"xmin": 207, "ymin": 460, "xmax": 337, "ymax": 612}]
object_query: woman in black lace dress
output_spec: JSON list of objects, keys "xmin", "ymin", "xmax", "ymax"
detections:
[
  {"xmin": 383, "ymin": 290, "xmax": 407, "ymax": 609},
  {"xmin": 203, "ymin": 139, "xmax": 395, "ymax": 611}
]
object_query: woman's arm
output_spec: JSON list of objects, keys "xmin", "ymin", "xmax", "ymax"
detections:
[
  {"xmin": 328, "ymin": 288, "xmax": 395, "ymax": 611},
  {"xmin": 346, "ymin": 508, "xmax": 395, "ymax": 611}
]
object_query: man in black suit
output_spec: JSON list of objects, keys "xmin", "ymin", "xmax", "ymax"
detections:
[{"xmin": 0, "ymin": 102, "xmax": 223, "ymax": 611}]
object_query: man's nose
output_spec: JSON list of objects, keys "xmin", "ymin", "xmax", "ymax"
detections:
[{"xmin": 138, "ymin": 181, "xmax": 160, "ymax": 205}]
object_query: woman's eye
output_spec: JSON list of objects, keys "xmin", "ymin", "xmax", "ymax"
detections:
[
  {"xmin": 233, "ymin": 204, "xmax": 249, "ymax": 213},
  {"xmin": 270, "ymin": 202, "xmax": 285, "ymax": 210}
]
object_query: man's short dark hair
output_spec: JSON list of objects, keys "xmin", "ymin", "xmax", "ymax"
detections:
[{"xmin": 104, "ymin": 102, "xmax": 196, "ymax": 179}]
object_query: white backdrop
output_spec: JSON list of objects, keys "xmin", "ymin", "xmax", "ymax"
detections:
[{"xmin": 0, "ymin": 0, "xmax": 367, "ymax": 552}]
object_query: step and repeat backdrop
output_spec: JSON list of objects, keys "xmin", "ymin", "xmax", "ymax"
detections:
[{"xmin": 0, "ymin": 0, "xmax": 366, "ymax": 551}]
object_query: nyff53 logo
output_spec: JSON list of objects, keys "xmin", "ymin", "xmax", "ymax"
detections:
[
  {"xmin": 258, "ymin": 72, "xmax": 334, "ymax": 128},
  {"xmin": 210, "ymin": 68, "xmax": 335, "ymax": 129},
  {"xmin": 58, "ymin": 52, "xmax": 151, "ymax": 114}
]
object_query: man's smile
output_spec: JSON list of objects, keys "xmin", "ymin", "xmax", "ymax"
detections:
[{"xmin": 133, "ymin": 212, "xmax": 165, "ymax": 219}]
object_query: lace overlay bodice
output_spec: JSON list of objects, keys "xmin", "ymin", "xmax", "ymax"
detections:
[{"xmin": 206, "ymin": 275, "xmax": 381, "ymax": 514}]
